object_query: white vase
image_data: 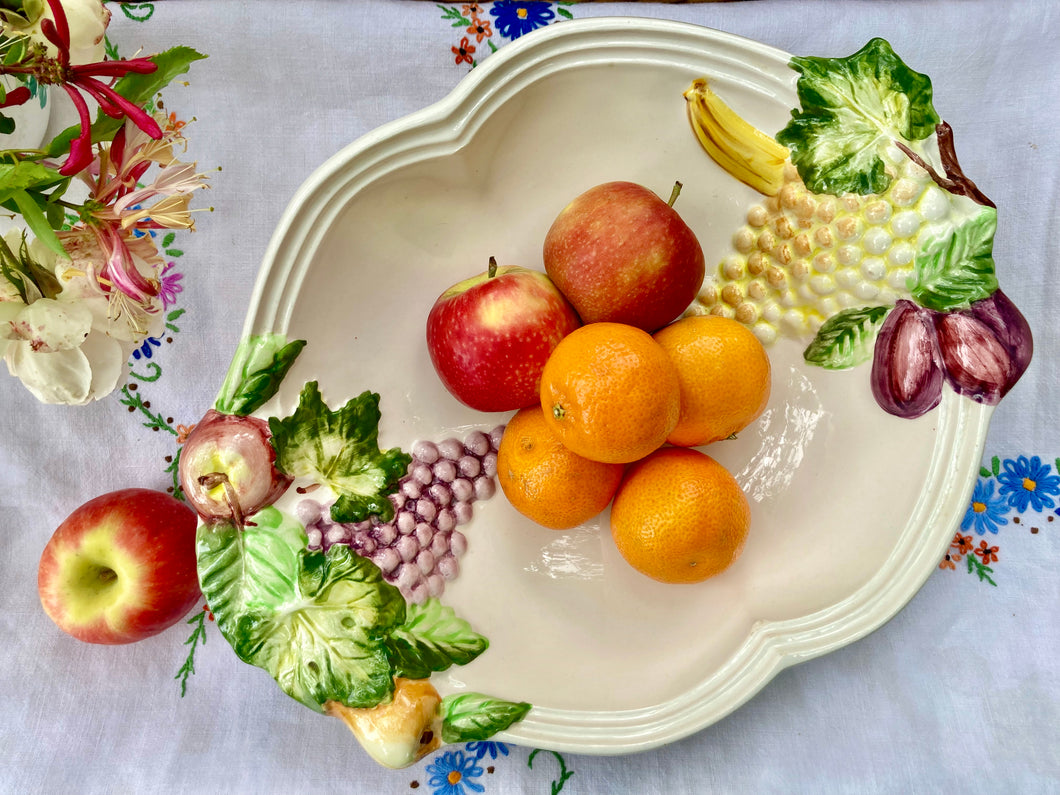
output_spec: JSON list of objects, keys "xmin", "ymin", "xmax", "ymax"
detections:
[{"xmin": 1, "ymin": 74, "xmax": 51, "ymax": 151}]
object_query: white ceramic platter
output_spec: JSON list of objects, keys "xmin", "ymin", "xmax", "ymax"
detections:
[{"xmin": 245, "ymin": 18, "xmax": 991, "ymax": 754}]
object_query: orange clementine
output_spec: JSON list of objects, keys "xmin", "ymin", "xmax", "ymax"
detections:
[
  {"xmin": 539, "ymin": 322, "xmax": 681, "ymax": 464},
  {"xmin": 496, "ymin": 405, "xmax": 625, "ymax": 530},
  {"xmin": 610, "ymin": 447, "xmax": 750, "ymax": 584},
  {"xmin": 652, "ymin": 315, "xmax": 771, "ymax": 447}
]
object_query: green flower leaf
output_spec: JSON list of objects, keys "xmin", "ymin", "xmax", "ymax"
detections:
[
  {"xmin": 909, "ymin": 208, "xmax": 998, "ymax": 311},
  {"xmin": 213, "ymin": 333, "xmax": 306, "ymax": 416},
  {"xmin": 44, "ymin": 46, "xmax": 208, "ymax": 156},
  {"xmin": 776, "ymin": 38, "xmax": 940, "ymax": 195},
  {"xmin": 269, "ymin": 383, "xmax": 411, "ymax": 524},
  {"xmin": 9, "ymin": 188, "xmax": 66, "ymax": 258},
  {"xmin": 441, "ymin": 693, "xmax": 532, "ymax": 744},
  {"xmin": 803, "ymin": 305, "xmax": 892, "ymax": 369},
  {"xmin": 0, "ymin": 161, "xmax": 65, "ymax": 205},
  {"xmin": 196, "ymin": 507, "xmax": 407, "ymax": 712},
  {"xmin": 385, "ymin": 598, "xmax": 489, "ymax": 680}
]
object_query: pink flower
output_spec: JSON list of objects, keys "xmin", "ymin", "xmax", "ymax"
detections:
[{"xmin": 37, "ymin": 0, "xmax": 161, "ymax": 175}]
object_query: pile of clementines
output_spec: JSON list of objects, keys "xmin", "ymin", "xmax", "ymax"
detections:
[
  {"xmin": 427, "ymin": 180, "xmax": 773, "ymax": 585},
  {"xmin": 500, "ymin": 314, "xmax": 770, "ymax": 584}
]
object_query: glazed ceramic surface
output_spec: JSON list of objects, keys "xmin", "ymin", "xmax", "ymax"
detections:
[{"xmin": 245, "ymin": 18, "xmax": 991, "ymax": 754}]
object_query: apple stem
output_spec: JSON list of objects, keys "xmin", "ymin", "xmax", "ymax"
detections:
[
  {"xmin": 98, "ymin": 568, "xmax": 117, "ymax": 583},
  {"xmin": 488, "ymin": 256, "xmax": 498, "ymax": 279},
  {"xmin": 667, "ymin": 181, "xmax": 683, "ymax": 208}
]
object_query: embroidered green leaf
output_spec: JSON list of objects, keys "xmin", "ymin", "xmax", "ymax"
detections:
[
  {"xmin": 213, "ymin": 333, "xmax": 306, "ymax": 416},
  {"xmin": 803, "ymin": 305, "xmax": 891, "ymax": 369},
  {"xmin": 175, "ymin": 607, "xmax": 209, "ymax": 697},
  {"xmin": 528, "ymin": 749, "xmax": 576, "ymax": 795},
  {"xmin": 119, "ymin": 2, "xmax": 155, "ymax": 21},
  {"xmin": 196, "ymin": 507, "xmax": 407, "ymax": 712},
  {"xmin": 909, "ymin": 208, "xmax": 998, "ymax": 311},
  {"xmin": 441, "ymin": 693, "xmax": 532, "ymax": 743},
  {"xmin": 269, "ymin": 383, "xmax": 411, "ymax": 524},
  {"xmin": 385, "ymin": 598, "xmax": 489, "ymax": 680},
  {"xmin": 966, "ymin": 553, "xmax": 997, "ymax": 586},
  {"xmin": 776, "ymin": 38, "xmax": 939, "ymax": 195}
]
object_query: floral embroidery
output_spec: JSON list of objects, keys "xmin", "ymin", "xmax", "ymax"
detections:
[
  {"xmin": 132, "ymin": 335, "xmax": 161, "ymax": 360},
  {"xmin": 466, "ymin": 741, "xmax": 510, "ymax": 760},
  {"xmin": 452, "ymin": 36, "xmax": 475, "ymax": 66},
  {"xmin": 974, "ymin": 540, "xmax": 999, "ymax": 564},
  {"xmin": 997, "ymin": 455, "xmax": 1060, "ymax": 512},
  {"xmin": 426, "ymin": 750, "xmax": 486, "ymax": 795},
  {"xmin": 440, "ymin": 2, "xmax": 574, "ymax": 68},
  {"xmin": 961, "ymin": 478, "xmax": 1009, "ymax": 535},
  {"xmin": 946, "ymin": 454, "xmax": 1059, "ymax": 584},
  {"xmin": 490, "ymin": 1, "xmax": 555, "ymax": 40},
  {"xmin": 157, "ymin": 261, "xmax": 184, "ymax": 308}
]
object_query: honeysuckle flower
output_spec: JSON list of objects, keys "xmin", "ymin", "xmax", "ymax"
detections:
[
  {"xmin": 0, "ymin": 0, "xmax": 110, "ymax": 66},
  {"xmin": 59, "ymin": 116, "xmax": 209, "ymax": 309},
  {"xmin": 3, "ymin": 0, "xmax": 162, "ymax": 175}
]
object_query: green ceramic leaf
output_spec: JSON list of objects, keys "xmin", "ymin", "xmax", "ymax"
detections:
[
  {"xmin": 213, "ymin": 333, "xmax": 306, "ymax": 416},
  {"xmin": 441, "ymin": 693, "xmax": 532, "ymax": 743},
  {"xmin": 195, "ymin": 507, "xmax": 305, "ymax": 639},
  {"xmin": 269, "ymin": 382, "xmax": 411, "ymax": 523},
  {"xmin": 776, "ymin": 38, "xmax": 940, "ymax": 195},
  {"xmin": 909, "ymin": 208, "xmax": 998, "ymax": 311},
  {"xmin": 803, "ymin": 306, "xmax": 892, "ymax": 369},
  {"xmin": 385, "ymin": 598, "xmax": 489, "ymax": 680},
  {"xmin": 196, "ymin": 507, "xmax": 407, "ymax": 712}
]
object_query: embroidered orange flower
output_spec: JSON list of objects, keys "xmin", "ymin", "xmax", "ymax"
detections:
[
  {"xmin": 974, "ymin": 540, "xmax": 999, "ymax": 564},
  {"xmin": 462, "ymin": 3, "xmax": 484, "ymax": 15},
  {"xmin": 452, "ymin": 36, "xmax": 475, "ymax": 66},
  {"xmin": 467, "ymin": 17, "xmax": 492, "ymax": 42}
]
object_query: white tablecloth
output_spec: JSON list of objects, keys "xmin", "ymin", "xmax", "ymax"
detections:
[{"xmin": 2, "ymin": 1, "xmax": 1058, "ymax": 792}]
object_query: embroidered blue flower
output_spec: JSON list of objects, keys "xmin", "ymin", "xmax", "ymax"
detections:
[
  {"xmin": 997, "ymin": 455, "xmax": 1060, "ymax": 512},
  {"xmin": 961, "ymin": 478, "xmax": 1010, "ymax": 535},
  {"xmin": 466, "ymin": 740, "xmax": 510, "ymax": 760},
  {"xmin": 132, "ymin": 336, "xmax": 162, "ymax": 360},
  {"xmin": 426, "ymin": 750, "xmax": 485, "ymax": 794},
  {"xmin": 490, "ymin": 1, "xmax": 555, "ymax": 40}
]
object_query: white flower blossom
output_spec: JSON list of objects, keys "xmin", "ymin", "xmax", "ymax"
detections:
[
  {"xmin": 1, "ymin": 0, "xmax": 111, "ymax": 65},
  {"xmin": 0, "ymin": 229, "xmax": 163, "ymax": 405}
]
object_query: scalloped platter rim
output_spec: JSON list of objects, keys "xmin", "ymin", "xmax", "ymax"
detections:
[{"xmin": 243, "ymin": 18, "xmax": 996, "ymax": 755}]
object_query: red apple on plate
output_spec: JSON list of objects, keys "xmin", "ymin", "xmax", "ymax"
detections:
[
  {"xmin": 426, "ymin": 257, "xmax": 581, "ymax": 412},
  {"xmin": 38, "ymin": 488, "xmax": 201, "ymax": 644},
  {"xmin": 543, "ymin": 180, "xmax": 706, "ymax": 332}
]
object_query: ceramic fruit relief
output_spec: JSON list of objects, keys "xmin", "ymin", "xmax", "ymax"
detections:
[
  {"xmin": 182, "ymin": 21, "xmax": 1035, "ymax": 768},
  {"xmin": 180, "ymin": 334, "xmax": 529, "ymax": 769},
  {"xmin": 685, "ymin": 37, "xmax": 1032, "ymax": 417}
]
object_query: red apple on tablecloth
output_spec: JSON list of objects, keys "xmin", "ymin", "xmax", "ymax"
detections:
[
  {"xmin": 543, "ymin": 180, "xmax": 706, "ymax": 332},
  {"xmin": 426, "ymin": 257, "xmax": 581, "ymax": 412},
  {"xmin": 38, "ymin": 488, "xmax": 201, "ymax": 645}
]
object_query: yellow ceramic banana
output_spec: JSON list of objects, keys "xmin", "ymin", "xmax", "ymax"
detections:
[{"xmin": 684, "ymin": 77, "xmax": 789, "ymax": 196}]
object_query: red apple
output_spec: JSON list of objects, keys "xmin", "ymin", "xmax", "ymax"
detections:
[
  {"xmin": 38, "ymin": 488, "xmax": 201, "ymax": 645},
  {"xmin": 543, "ymin": 181, "xmax": 705, "ymax": 332},
  {"xmin": 426, "ymin": 257, "xmax": 581, "ymax": 412}
]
